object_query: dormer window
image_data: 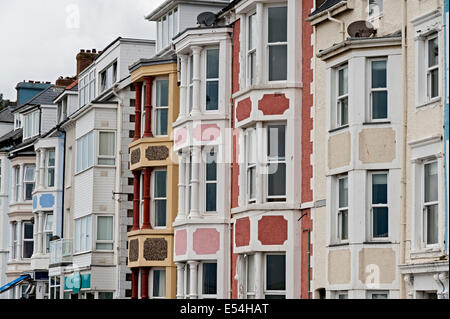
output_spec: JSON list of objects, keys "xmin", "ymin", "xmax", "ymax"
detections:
[
  {"xmin": 80, "ymin": 70, "xmax": 96, "ymax": 107},
  {"xmin": 156, "ymin": 8, "xmax": 179, "ymax": 52},
  {"xmin": 14, "ymin": 113, "xmax": 22, "ymax": 130},
  {"xmin": 23, "ymin": 111, "xmax": 40, "ymax": 139},
  {"xmin": 100, "ymin": 62, "xmax": 117, "ymax": 93}
]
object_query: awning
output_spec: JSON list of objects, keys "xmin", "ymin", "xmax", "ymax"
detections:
[{"xmin": 0, "ymin": 275, "xmax": 31, "ymax": 294}]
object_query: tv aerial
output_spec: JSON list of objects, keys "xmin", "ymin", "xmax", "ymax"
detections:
[{"xmin": 347, "ymin": 20, "xmax": 376, "ymax": 38}]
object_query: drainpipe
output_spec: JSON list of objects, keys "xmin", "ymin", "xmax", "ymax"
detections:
[
  {"xmin": 327, "ymin": 12, "xmax": 345, "ymax": 42},
  {"xmin": 400, "ymin": 0, "xmax": 408, "ymax": 299},
  {"xmin": 112, "ymin": 84, "xmax": 124, "ymax": 299}
]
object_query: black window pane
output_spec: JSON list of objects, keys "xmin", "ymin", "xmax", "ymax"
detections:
[
  {"xmin": 157, "ymin": 109, "xmax": 168, "ymax": 136},
  {"xmin": 268, "ymin": 163, "xmax": 286, "ymax": 197},
  {"xmin": 371, "ymin": 60, "xmax": 386, "ymax": 88},
  {"xmin": 23, "ymin": 241, "xmax": 33, "ymax": 258},
  {"xmin": 372, "ymin": 174, "xmax": 387, "ymax": 204},
  {"xmin": 428, "ymin": 37, "xmax": 438, "ymax": 67},
  {"xmin": 268, "ymin": 125, "xmax": 286, "ymax": 159},
  {"xmin": 268, "ymin": 7, "xmax": 287, "ymax": 43},
  {"xmin": 206, "ymin": 81, "xmax": 219, "ymax": 110},
  {"xmin": 156, "ymin": 80, "xmax": 169, "ymax": 106},
  {"xmin": 206, "ymin": 49, "xmax": 219, "ymax": 79},
  {"xmin": 372, "ymin": 91, "xmax": 387, "ymax": 119},
  {"xmin": 426, "ymin": 204, "xmax": 438, "ymax": 244},
  {"xmin": 266, "ymin": 255, "xmax": 285, "ymax": 290},
  {"xmin": 206, "ymin": 184, "xmax": 217, "ymax": 212},
  {"xmin": 24, "ymin": 223, "xmax": 33, "ymax": 239},
  {"xmin": 429, "ymin": 68, "xmax": 439, "ymax": 98},
  {"xmin": 265, "ymin": 295, "xmax": 286, "ymax": 299},
  {"xmin": 269, "ymin": 45, "xmax": 287, "ymax": 81},
  {"xmin": 206, "ymin": 152, "xmax": 217, "ymax": 181},
  {"xmin": 25, "ymin": 184, "xmax": 34, "ymax": 200},
  {"xmin": 203, "ymin": 263, "xmax": 217, "ymax": 295},
  {"xmin": 155, "ymin": 200, "xmax": 166, "ymax": 227},
  {"xmin": 154, "ymin": 171, "xmax": 167, "ymax": 197},
  {"xmin": 373, "ymin": 207, "xmax": 388, "ymax": 238}
]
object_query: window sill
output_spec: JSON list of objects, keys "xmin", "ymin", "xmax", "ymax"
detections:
[
  {"xmin": 328, "ymin": 125, "xmax": 349, "ymax": 134},
  {"xmin": 416, "ymin": 97, "xmax": 441, "ymax": 109},
  {"xmin": 362, "ymin": 241, "xmax": 393, "ymax": 245},
  {"xmin": 410, "ymin": 246, "xmax": 443, "ymax": 259},
  {"xmin": 362, "ymin": 121, "xmax": 391, "ymax": 126},
  {"xmin": 328, "ymin": 242, "xmax": 349, "ymax": 248},
  {"xmin": 231, "ymin": 81, "xmax": 302, "ymax": 100}
]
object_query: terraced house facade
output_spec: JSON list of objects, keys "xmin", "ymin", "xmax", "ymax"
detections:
[{"xmin": 0, "ymin": 0, "xmax": 448, "ymax": 300}]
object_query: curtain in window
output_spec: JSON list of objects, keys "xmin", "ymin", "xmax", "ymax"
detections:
[{"xmin": 153, "ymin": 270, "xmax": 166, "ymax": 297}]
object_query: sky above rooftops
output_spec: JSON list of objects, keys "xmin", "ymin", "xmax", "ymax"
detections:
[{"xmin": 0, "ymin": 0, "xmax": 164, "ymax": 100}]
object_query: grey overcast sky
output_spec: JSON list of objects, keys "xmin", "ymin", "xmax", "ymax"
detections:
[{"xmin": 0, "ymin": 0, "xmax": 165, "ymax": 100}]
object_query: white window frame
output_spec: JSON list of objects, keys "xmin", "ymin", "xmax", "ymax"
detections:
[
  {"xmin": 264, "ymin": 253, "xmax": 286, "ymax": 299},
  {"xmin": 199, "ymin": 261, "xmax": 218, "ymax": 299},
  {"xmin": 44, "ymin": 213, "xmax": 53, "ymax": 254},
  {"xmin": 100, "ymin": 61, "xmax": 117, "ymax": 93},
  {"xmin": 74, "ymin": 215, "xmax": 92, "ymax": 254},
  {"xmin": 49, "ymin": 276, "xmax": 61, "ymax": 299},
  {"xmin": 188, "ymin": 55, "xmax": 194, "ymax": 114},
  {"xmin": 204, "ymin": 147, "xmax": 218, "ymax": 214},
  {"xmin": 265, "ymin": 123, "xmax": 287, "ymax": 202},
  {"xmin": 95, "ymin": 215, "xmax": 114, "ymax": 251},
  {"xmin": 76, "ymin": 131, "xmax": 94, "ymax": 173},
  {"xmin": 46, "ymin": 148, "xmax": 56, "ymax": 188},
  {"xmin": 246, "ymin": 127, "xmax": 257, "ymax": 204},
  {"xmin": 14, "ymin": 166, "xmax": 20, "ymax": 202},
  {"xmin": 23, "ymin": 111, "xmax": 40, "ymax": 139},
  {"xmin": 150, "ymin": 268, "xmax": 166, "ymax": 299},
  {"xmin": 337, "ymin": 175, "xmax": 349, "ymax": 242},
  {"xmin": 153, "ymin": 77, "xmax": 169, "ymax": 137},
  {"xmin": 97, "ymin": 130, "xmax": 115, "ymax": 166},
  {"xmin": 368, "ymin": 58, "xmax": 388, "ymax": 121},
  {"xmin": 337, "ymin": 291, "xmax": 349, "ymax": 299},
  {"xmin": 23, "ymin": 165, "xmax": 35, "ymax": 201},
  {"xmin": 204, "ymin": 47, "xmax": 220, "ymax": 112},
  {"xmin": 368, "ymin": 290, "xmax": 389, "ymax": 299},
  {"xmin": 336, "ymin": 64, "xmax": 349, "ymax": 127},
  {"xmin": 245, "ymin": 254, "xmax": 256, "ymax": 299},
  {"xmin": 247, "ymin": 11, "xmax": 257, "ymax": 87},
  {"xmin": 426, "ymin": 34, "xmax": 440, "ymax": 101},
  {"xmin": 22, "ymin": 221, "xmax": 34, "ymax": 259},
  {"xmin": 151, "ymin": 169, "xmax": 167, "ymax": 228},
  {"xmin": 12, "ymin": 222, "xmax": 17, "ymax": 259},
  {"xmin": 265, "ymin": 4, "xmax": 288, "ymax": 83},
  {"xmin": 422, "ymin": 159, "xmax": 440, "ymax": 248},
  {"xmin": 368, "ymin": 171, "xmax": 389, "ymax": 240},
  {"xmin": 66, "ymin": 147, "xmax": 72, "ymax": 188}
]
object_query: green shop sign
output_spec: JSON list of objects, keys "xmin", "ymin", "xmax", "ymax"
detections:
[{"xmin": 64, "ymin": 272, "xmax": 91, "ymax": 293}]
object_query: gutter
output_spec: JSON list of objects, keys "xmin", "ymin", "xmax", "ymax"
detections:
[
  {"xmin": 111, "ymin": 84, "xmax": 124, "ymax": 299},
  {"xmin": 326, "ymin": 11, "xmax": 345, "ymax": 42},
  {"xmin": 399, "ymin": 0, "xmax": 408, "ymax": 299}
]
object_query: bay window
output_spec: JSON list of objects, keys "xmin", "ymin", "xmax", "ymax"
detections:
[
  {"xmin": 265, "ymin": 254, "xmax": 286, "ymax": 299},
  {"xmin": 24, "ymin": 165, "xmax": 35, "ymax": 201},
  {"xmin": 246, "ymin": 255, "xmax": 256, "ymax": 299},
  {"xmin": 267, "ymin": 6, "xmax": 287, "ymax": 81},
  {"xmin": 337, "ymin": 64, "xmax": 349, "ymax": 126},
  {"xmin": 98, "ymin": 131, "xmax": 115, "ymax": 165},
  {"xmin": 267, "ymin": 124, "xmax": 286, "ymax": 201},
  {"xmin": 47, "ymin": 149, "xmax": 55, "ymax": 187},
  {"xmin": 155, "ymin": 79, "xmax": 169, "ymax": 136},
  {"xmin": 96, "ymin": 215, "xmax": 113, "ymax": 250},
  {"xmin": 247, "ymin": 12, "xmax": 257, "ymax": 86},
  {"xmin": 423, "ymin": 161, "xmax": 438, "ymax": 245},
  {"xmin": 153, "ymin": 170, "xmax": 167, "ymax": 227},
  {"xmin": 76, "ymin": 131, "xmax": 94, "ymax": 172},
  {"xmin": 205, "ymin": 149, "xmax": 217, "ymax": 212},
  {"xmin": 370, "ymin": 172, "xmax": 388, "ymax": 239},
  {"xmin": 205, "ymin": 49, "xmax": 219, "ymax": 110},
  {"xmin": 74, "ymin": 215, "xmax": 92, "ymax": 253},
  {"xmin": 23, "ymin": 222, "xmax": 34, "ymax": 259},
  {"xmin": 338, "ymin": 176, "xmax": 349, "ymax": 241},
  {"xmin": 369, "ymin": 59, "xmax": 388, "ymax": 120}
]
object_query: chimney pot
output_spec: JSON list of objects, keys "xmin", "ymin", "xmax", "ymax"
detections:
[
  {"xmin": 92, "ymin": 49, "xmax": 97, "ymax": 53},
  {"xmin": 81, "ymin": 49, "xmax": 85, "ymax": 53}
]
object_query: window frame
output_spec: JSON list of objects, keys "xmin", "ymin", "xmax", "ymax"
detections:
[
  {"xmin": 204, "ymin": 47, "xmax": 220, "ymax": 111},
  {"xmin": 99, "ymin": 61, "xmax": 118, "ymax": 93},
  {"xmin": 23, "ymin": 165, "xmax": 35, "ymax": 201},
  {"xmin": 46, "ymin": 148, "xmax": 56, "ymax": 188},
  {"xmin": 204, "ymin": 147, "xmax": 218, "ymax": 213},
  {"xmin": 14, "ymin": 166, "xmax": 20, "ymax": 202},
  {"xmin": 265, "ymin": 123, "xmax": 287, "ymax": 202},
  {"xmin": 422, "ymin": 159, "xmax": 439, "ymax": 248},
  {"xmin": 97, "ymin": 130, "xmax": 116, "ymax": 166},
  {"xmin": 368, "ymin": 58, "xmax": 388, "ymax": 121},
  {"xmin": 153, "ymin": 77, "xmax": 170, "ymax": 137},
  {"xmin": 368, "ymin": 290, "xmax": 389, "ymax": 299},
  {"xmin": 12, "ymin": 222, "xmax": 17, "ymax": 259},
  {"xmin": 425, "ymin": 34, "xmax": 440, "ymax": 101},
  {"xmin": 151, "ymin": 169, "xmax": 167, "ymax": 228},
  {"xmin": 188, "ymin": 55, "xmax": 194, "ymax": 114},
  {"xmin": 266, "ymin": 5, "xmax": 288, "ymax": 83},
  {"xmin": 95, "ymin": 215, "xmax": 114, "ymax": 251},
  {"xmin": 247, "ymin": 11, "xmax": 257, "ymax": 87},
  {"xmin": 76, "ymin": 131, "xmax": 94, "ymax": 173},
  {"xmin": 245, "ymin": 254, "xmax": 256, "ymax": 299},
  {"xmin": 246, "ymin": 127, "xmax": 257, "ymax": 204},
  {"xmin": 74, "ymin": 215, "xmax": 92, "ymax": 254},
  {"xmin": 43, "ymin": 213, "xmax": 53, "ymax": 254},
  {"xmin": 336, "ymin": 64, "xmax": 349, "ymax": 127},
  {"xmin": 22, "ymin": 221, "xmax": 34, "ymax": 259},
  {"xmin": 150, "ymin": 268, "xmax": 167, "ymax": 299},
  {"xmin": 264, "ymin": 253, "xmax": 286, "ymax": 299},
  {"xmin": 337, "ymin": 175, "xmax": 349, "ymax": 242},
  {"xmin": 199, "ymin": 261, "xmax": 218, "ymax": 299},
  {"xmin": 368, "ymin": 171, "xmax": 389, "ymax": 240},
  {"xmin": 368, "ymin": 0, "xmax": 383, "ymax": 20}
]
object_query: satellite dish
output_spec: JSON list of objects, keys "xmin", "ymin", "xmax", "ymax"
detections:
[
  {"xmin": 197, "ymin": 12, "xmax": 217, "ymax": 26},
  {"xmin": 347, "ymin": 20, "xmax": 376, "ymax": 38}
]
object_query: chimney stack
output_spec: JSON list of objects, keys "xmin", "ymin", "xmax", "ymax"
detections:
[
  {"xmin": 76, "ymin": 49, "xmax": 99, "ymax": 77},
  {"xmin": 55, "ymin": 76, "xmax": 77, "ymax": 87}
]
